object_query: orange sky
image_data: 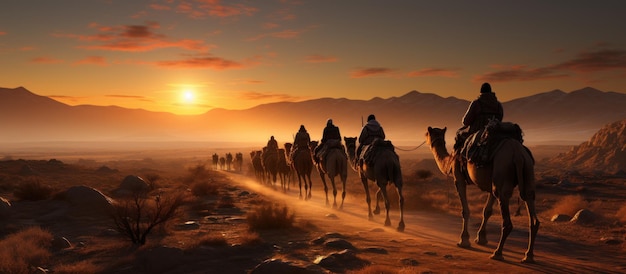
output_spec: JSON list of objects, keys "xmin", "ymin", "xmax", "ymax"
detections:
[{"xmin": 1, "ymin": 0, "xmax": 626, "ymax": 115}]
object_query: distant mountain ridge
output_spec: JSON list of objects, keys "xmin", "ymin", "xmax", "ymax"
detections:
[{"xmin": 1, "ymin": 86, "xmax": 625, "ymax": 146}]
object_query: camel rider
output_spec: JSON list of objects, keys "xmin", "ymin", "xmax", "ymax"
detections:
[
  {"xmin": 357, "ymin": 114, "xmax": 385, "ymax": 163},
  {"xmin": 454, "ymin": 82, "xmax": 504, "ymax": 153},
  {"xmin": 292, "ymin": 125, "xmax": 311, "ymax": 160},
  {"xmin": 267, "ymin": 136, "xmax": 279, "ymax": 151},
  {"xmin": 314, "ymin": 119, "xmax": 342, "ymax": 163}
]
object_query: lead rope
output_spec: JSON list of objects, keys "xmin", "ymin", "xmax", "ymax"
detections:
[{"xmin": 393, "ymin": 140, "xmax": 426, "ymax": 152}]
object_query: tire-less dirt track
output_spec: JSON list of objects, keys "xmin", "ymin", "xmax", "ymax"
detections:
[{"xmin": 221, "ymin": 170, "xmax": 625, "ymax": 274}]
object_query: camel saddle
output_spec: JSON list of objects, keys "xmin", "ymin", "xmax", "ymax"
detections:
[
  {"xmin": 316, "ymin": 139, "xmax": 343, "ymax": 164},
  {"xmin": 360, "ymin": 138, "xmax": 397, "ymax": 167},
  {"xmin": 290, "ymin": 146, "xmax": 310, "ymax": 162},
  {"xmin": 461, "ymin": 121, "xmax": 524, "ymax": 167}
]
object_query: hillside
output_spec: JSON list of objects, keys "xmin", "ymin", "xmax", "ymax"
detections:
[
  {"xmin": 547, "ymin": 119, "xmax": 626, "ymax": 174},
  {"xmin": 1, "ymin": 86, "xmax": 626, "ymax": 146}
]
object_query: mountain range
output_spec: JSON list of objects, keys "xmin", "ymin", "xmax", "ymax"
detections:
[{"xmin": 1, "ymin": 86, "xmax": 625, "ymax": 147}]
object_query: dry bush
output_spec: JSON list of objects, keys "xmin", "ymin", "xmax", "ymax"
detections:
[
  {"xmin": 217, "ymin": 194, "xmax": 235, "ymax": 208},
  {"xmin": 551, "ymin": 195, "xmax": 588, "ymax": 216},
  {"xmin": 190, "ymin": 180, "xmax": 219, "ymax": 197},
  {"xmin": 616, "ymin": 204, "xmax": 626, "ymax": 223},
  {"xmin": 0, "ymin": 226, "xmax": 53, "ymax": 273},
  {"xmin": 247, "ymin": 202, "xmax": 295, "ymax": 231},
  {"xmin": 185, "ymin": 164, "xmax": 212, "ymax": 184},
  {"xmin": 112, "ymin": 190, "xmax": 183, "ymax": 245},
  {"xmin": 13, "ymin": 178, "xmax": 55, "ymax": 201},
  {"xmin": 53, "ymin": 260, "xmax": 101, "ymax": 274}
]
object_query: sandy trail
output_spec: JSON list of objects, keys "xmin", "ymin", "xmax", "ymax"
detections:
[{"xmin": 222, "ymin": 171, "xmax": 625, "ymax": 273}]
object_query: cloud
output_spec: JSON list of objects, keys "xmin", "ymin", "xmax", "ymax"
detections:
[
  {"xmin": 156, "ymin": 55, "xmax": 244, "ymax": 69},
  {"xmin": 49, "ymin": 95, "xmax": 85, "ymax": 103},
  {"xmin": 56, "ymin": 22, "xmax": 213, "ymax": 52},
  {"xmin": 162, "ymin": 0, "xmax": 257, "ymax": 19},
  {"xmin": 304, "ymin": 54, "xmax": 337, "ymax": 63},
  {"xmin": 0, "ymin": 31, "xmax": 6, "ymax": 36},
  {"xmin": 30, "ymin": 57, "xmax": 64, "ymax": 64},
  {"xmin": 407, "ymin": 68, "xmax": 459, "ymax": 78},
  {"xmin": 74, "ymin": 56, "xmax": 108, "ymax": 66},
  {"xmin": 246, "ymin": 29, "xmax": 303, "ymax": 41},
  {"xmin": 238, "ymin": 91, "xmax": 302, "ymax": 101},
  {"xmin": 106, "ymin": 94, "xmax": 153, "ymax": 102},
  {"xmin": 350, "ymin": 67, "xmax": 395, "ymax": 78},
  {"xmin": 476, "ymin": 48, "xmax": 626, "ymax": 82}
]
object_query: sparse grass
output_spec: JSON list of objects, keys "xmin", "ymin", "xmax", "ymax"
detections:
[
  {"xmin": 217, "ymin": 194, "xmax": 235, "ymax": 208},
  {"xmin": 0, "ymin": 226, "xmax": 53, "ymax": 274},
  {"xmin": 190, "ymin": 180, "xmax": 219, "ymax": 197},
  {"xmin": 13, "ymin": 178, "xmax": 55, "ymax": 201},
  {"xmin": 246, "ymin": 202, "xmax": 295, "ymax": 231}
]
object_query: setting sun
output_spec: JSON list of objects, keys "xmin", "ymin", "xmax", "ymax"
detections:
[{"xmin": 182, "ymin": 89, "xmax": 195, "ymax": 104}]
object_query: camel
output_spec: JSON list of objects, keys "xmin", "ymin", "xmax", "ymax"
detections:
[
  {"xmin": 424, "ymin": 126, "xmax": 539, "ymax": 262},
  {"xmin": 310, "ymin": 141, "xmax": 348, "ymax": 209},
  {"xmin": 235, "ymin": 153, "xmax": 243, "ymax": 172},
  {"xmin": 344, "ymin": 137, "xmax": 405, "ymax": 232},
  {"xmin": 262, "ymin": 147, "xmax": 279, "ymax": 185},
  {"xmin": 291, "ymin": 145, "xmax": 313, "ymax": 200},
  {"xmin": 277, "ymin": 148, "xmax": 291, "ymax": 192},
  {"xmin": 212, "ymin": 153, "xmax": 219, "ymax": 170},
  {"xmin": 219, "ymin": 157, "xmax": 226, "ymax": 170},
  {"xmin": 250, "ymin": 150, "xmax": 264, "ymax": 182},
  {"xmin": 284, "ymin": 143, "xmax": 295, "ymax": 188},
  {"xmin": 226, "ymin": 153, "xmax": 233, "ymax": 171}
]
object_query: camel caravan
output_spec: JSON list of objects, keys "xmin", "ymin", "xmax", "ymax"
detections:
[
  {"xmin": 211, "ymin": 152, "xmax": 244, "ymax": 172},
  {"xmin": 227, "ymin": 83, "xmax": 540, "ymax": 262}
]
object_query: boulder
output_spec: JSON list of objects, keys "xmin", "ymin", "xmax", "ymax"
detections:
[
  {"xmin": 570, "ymin": 209, "xmax": 596, "ymax": 224},
  {"xmin": 0, "ymin": 196, "xmax": 11, "ymax": 219},
  {"xmin": 120, "ymin": 175, "xmax": 150, "ymax": 193},
  {"xmin": 60, "ymin": 185, "xmax": 115, "ymax": 216}
]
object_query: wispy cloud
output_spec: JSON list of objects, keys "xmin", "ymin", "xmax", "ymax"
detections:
[
  {"xmin": 0, "ymin": 31, "xmax": 6, "ymax": 36},
  {"xmin": 304, "ymin": 54, "xmax": 337, "ymax": 63},
  {"xmin": 350, "ymin": 67, "xmax": 396, "ymax": 78},
  {"xmin": 55, "ymin": 22, "xmax": 213, "ymax": 52},
  {"xmin": 106, "ymin": 94, "xmax": 153, "ymax": 102},
  {"xmin": 30, "ymin": 56, "xmax": 64, "ymax": 64},
  {"xmin": 74, "ymin": 56, "xmax": 108, "ymax": 66},
  {"xmin": 246, "ymin": 29, "xmax": 303, "ymax": 41},
  {"xmin": 476, "ymin": 48, "xmax": 626, "ymax": 82},
  {"xmin": 156, "ymin": 55, "xmax": 244, "ymax": 69},
  {"xmin": 156, "ymin": 0, "xmax": 257, "ymax": 19},
  {"xmin": 407, "ymin": 68, "xmax": 459, "ymax": 78},
  {"xmin": 49, "ymin": 95, "xmax": 85, "ymax": 103}
]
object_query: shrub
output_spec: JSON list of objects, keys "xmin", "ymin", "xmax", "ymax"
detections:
[
  {"xmin": 53, "ymin": 260, "xmax": 101, "ymax": 274},
  {"xmin": 190, "ymin": 180, "xmax": 218, "ymax": 197},
  {"xmin": 0, "ymin": 226, "xmax": 53, "ymax": 273},
  {"xmin": 13, "ymin": 179, "xmax": 55, "ymax": 201},
  {"xmin": 247, "ymin": 203, "xmax": 295, "ymax": 231},
  {"xmin": 112, "ymin": 190, "xmax": 183, "ymax": 245}
]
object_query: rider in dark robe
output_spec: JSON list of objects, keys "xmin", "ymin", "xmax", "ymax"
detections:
[{"xmin": 314, "ymin": 119, "xmax": 341, "ymax": 163}]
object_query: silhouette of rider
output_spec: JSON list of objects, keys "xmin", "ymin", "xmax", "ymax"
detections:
[
  {"xmin": 454, "ymin": 82, "xmax": 503, "ymax": 153},
  {"xmin": 267, "ymin": 136, "xmax": 278, "ymax": 151},
  {"xmin": 357, "ymin": 114, "xmax": 385, "ymax": 162},
  {"xmin": 314, "ymin": 119, "xmax": 341, "ymax": 163},
  {"xmin": 293, "ymin": 125, "xmax": 311, "ymax": 153}
]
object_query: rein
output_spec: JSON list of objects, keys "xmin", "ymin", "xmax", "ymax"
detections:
[{"xmin": 393, "ymin": 140, "xmax": 427, "ymax": 152}]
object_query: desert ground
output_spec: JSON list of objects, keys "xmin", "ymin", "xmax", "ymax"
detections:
[{"xmin": 1, "ymin": 143, "xmax": 625, "ymax": 274}]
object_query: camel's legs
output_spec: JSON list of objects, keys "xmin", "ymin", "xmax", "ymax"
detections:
[
  {"xmin": 377, "ymin": 184, "xmax": 392, "ymax": 227},
  {"xmin": 360, "ymin": 175, "xmax": 373, "ymax": 220},
  {"xmin": 455, "ymin": 178, "xmax": 471, "ymax": 248},
  {"xmin": 396, "ymin": 183, "xmax": 405, "ymax": 232},
  {"xmin": 491, "ymin": 196, "xmax": 513, "ymax": 261},
  {"xmin": 522, "ymin": 199, "xmax": 540, "ymax": 263},
  {"xmin": 306, "ymin": 174, "xmax": 313, "ymax": 200},
  {"xmin": 318, "ymin": 169, "xmax": 330, "ymax": 206},
  {"xmin": 339, "ymin": 173, "xmax": 347, "ymax": 210},
  {"xmin": 297, "ymin": 174, "xmax": 304, "ymax": 200},
  {"xmin": 476, "ymin": 193, "xmax": 496, "ymax": 245},
  {"xmin": 373, "ymin": 188, "xmax": 383, "ymax": 215},
  {"xmin": 330, "ymin": 176, "xmax": 338, "ymax": 209}
]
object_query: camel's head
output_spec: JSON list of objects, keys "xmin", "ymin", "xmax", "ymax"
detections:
[
  {"xmin": 343, "ymin": 137, "xmax": 357, "ymax": 150},
  {"xmin": 425, "ymin": 126, "xmax": 447, "ymax": 146},
  {"xmin": 310, "ymin": 140, "xmax": 319, "ymax": 150}
]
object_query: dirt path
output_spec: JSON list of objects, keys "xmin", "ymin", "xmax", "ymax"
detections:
[{"xmin": 222, "ymin": 171, "xmax": 625, "ymax": 273}]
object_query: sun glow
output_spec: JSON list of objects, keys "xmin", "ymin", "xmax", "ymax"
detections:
[{"xmin": 182, "ymin": 89, "xmax": 195, "ymax": 104}]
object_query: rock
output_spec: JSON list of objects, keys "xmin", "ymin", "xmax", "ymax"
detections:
[
  {"xmin": 51, "ymin": 236, "xmax": 72, "ymax": 251},
  {"xmin": 324, "ymin": 239, "xmax": 355, "ymax": 250},
  {"xmin": 119, "ymin": 175, "xmax": 150, "ymax": 193},
  {"xmin": 362, "ymin": 247, "xmax": 388, "ymax": 254},
  {"xmin": 60, "ymin": 185, "xmax": 115, "ymax": 216},
  {"xmin": 325, "ymin": 213, "xmax": 338, "ymax": 219},
  {"xmin": 0, "ymin": 196, "xmax": 11, "ymax": 219},
  {"xmin": 570, "ymin": 209, "xmax": 596, "ymax": 224},
  {"xmin": 551, "ymin": 214, "xmax": 571, "ymax": 222},
  {"xmin": 370, "ymin": 228, "xmax": 385, "ymax": 232},
  {"xmin": 176, "ymin": 221, "xmax": 200, "ymax": 230},
  {"xmin": 250, "ymin": 258, "xmax": 320, "ymax": 274},
  {"xmin": 314, "ymin": 249, "xmax": 369, "ymax": 272}
]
